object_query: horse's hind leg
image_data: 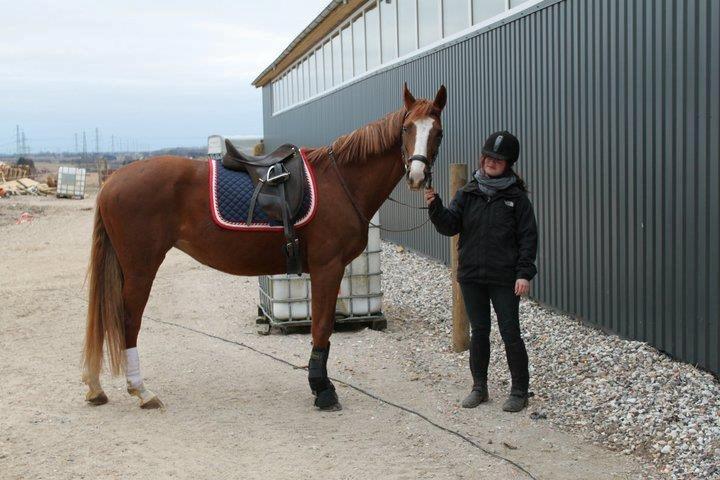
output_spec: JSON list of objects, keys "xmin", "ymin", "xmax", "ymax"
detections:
[{"xmin": 122, "ymin": 272, "xmax": 164, "ymax": 409}]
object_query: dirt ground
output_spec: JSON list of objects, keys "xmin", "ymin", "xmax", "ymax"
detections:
[{"xmin": 0, "ymin": 192, "xmax": 649, "ymax": 480}]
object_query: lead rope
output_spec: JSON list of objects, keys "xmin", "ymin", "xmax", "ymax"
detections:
[{"xmin": 328, "ymin": 148, "xmax": 433, "ymax": 233}]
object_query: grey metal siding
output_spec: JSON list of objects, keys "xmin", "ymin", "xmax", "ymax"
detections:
[{"xmin": 260, "ymin": 0, "xmax": 720, "ymax": 375}]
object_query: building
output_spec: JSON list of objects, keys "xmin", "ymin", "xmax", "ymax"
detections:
[{"xmin": 253, "ymin": 0, "xmax": 720, "ymax": 376}]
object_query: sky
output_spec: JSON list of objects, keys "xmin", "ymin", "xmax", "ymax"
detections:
[{"xmin": 0, "ymin": 0, "xmax": 328, "ymax": 153}]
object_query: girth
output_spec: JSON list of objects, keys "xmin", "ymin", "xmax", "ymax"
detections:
[{"xmin": 222, "ymin": 139, "xmax": 304, "ymax": 275}]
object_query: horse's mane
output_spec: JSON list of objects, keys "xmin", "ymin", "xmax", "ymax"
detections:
[{"xmin": 306, "ymin": 101, "xmax": 438, "ymax": 165}]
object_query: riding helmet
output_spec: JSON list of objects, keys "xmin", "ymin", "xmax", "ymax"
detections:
[{"xmin": 482, "ymin": 131, "xmax": 520, "ymax": 164}]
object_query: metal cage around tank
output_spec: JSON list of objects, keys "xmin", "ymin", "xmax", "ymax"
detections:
[{"xmin": 256, "ymin": 213, "xmax": 386, "ymax": 333}]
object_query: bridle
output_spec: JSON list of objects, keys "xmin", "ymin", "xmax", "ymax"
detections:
[
  {"xmin": 399, "ymin": 111, "xmax": 444, "ymax": 190},
  {"xmin": 328, "ymin": 112, "xmax": 443, "ymax": 233}
]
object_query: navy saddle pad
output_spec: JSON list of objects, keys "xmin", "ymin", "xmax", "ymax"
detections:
[{"xmin": 207, "ymin": 149, "xmax": 317, "ymax": 231}]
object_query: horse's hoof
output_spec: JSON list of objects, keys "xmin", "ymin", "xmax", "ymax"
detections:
[
  {"xmin": 140, "ymin": 396, "xmax": 164, "ymax": 409},
  {"xmin": 314, "ymin": 389, "xmax": 342, "ymax": 411},
  {"xmin": 86, "ymin": 390, "xmax": 108, "ymax": 406},
  {"xmin": 128, "ymin": 385, "xmax": 165, "ymax": 409},
  {"xmin": 317, "ymin": 402, "xmax": 342, "ymax": 412}
]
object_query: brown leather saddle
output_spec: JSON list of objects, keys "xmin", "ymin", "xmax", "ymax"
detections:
[{"xmin": 222, "ymin": 140, "xmax": 305, "ymax": 275}]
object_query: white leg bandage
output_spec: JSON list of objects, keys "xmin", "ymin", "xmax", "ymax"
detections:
[
  {"xmin": 124, "ymin": 347, "xmax": 162, "ymax": 408},
  {"xmin": 125, "ymin": 347, "xmax": 143, "ymax": 389}
]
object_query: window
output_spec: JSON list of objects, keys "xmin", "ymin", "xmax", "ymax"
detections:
[
  {"xmin": 353, "ymin": 15, "xmax": 366, "ymax": 75},
  {"xmin": 293, "ymin": 67, "xmax": 299, "ymax": 103},
  {"xmin": 299, "ymin": 60, "xmax": 306, "ymax": 100},
  {"xmin": 397, "ymin": 0, "xmax": 417, "ymax": 56},
  {"xmin": 289, "ymin": 68, "xmax": 295, "ymax": 104},
  {"xmin": 472, "ymin": 0, "xmax": 506, "ymax": 24},
  {"xmin": 331, "ymin": 34, "xmax": 342, "ymax": 86},
  {"xmin": 273, "ymin": 82, "xmax": 278, "ymax": 111},
  {"xmin": 305, "ymin": 58, "xmax": 312, "ymax": 97},
  {"xmin": 365, "ymin": 5, "xmax": 381, "ymax": 69},
  {"xmin": 275, "ymin": 79, "xmax": 281, "ymax": 111},
  {"xmin": 284, "ymin": 75, "xmax": 289, "ymax": 108},
  {"xmin": 418, "ymin": 0, "xmax": 441, "ymax": 47},
  {"xmin": 272, "ymin": 0, "xmax": 536, "ymax": 112},
  {"xmin": 315, "ymin": 49, "xmax": 324, "ymax": 93},
  {"xmin": 341, "ymin": 25, "xmax": 353, "ymax": 81},
  {"xmin": 443, "ymin": 0, "xmax": 470, "ymax": 36},
  {"xmin": 323, "ymin": 41, "xmax": 333, "ymax": 88},
  {"xmin": 380, "ymin": 0, "xmax": 397, "ymax": 62},
  {"xmin": 309, "ymin": 54, "xmax": 316, "ymax": 96}
]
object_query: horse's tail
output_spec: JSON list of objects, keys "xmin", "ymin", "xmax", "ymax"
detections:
[{"xmin": 82, "ymin": 207, "xmax": 125, "ymax": 380}]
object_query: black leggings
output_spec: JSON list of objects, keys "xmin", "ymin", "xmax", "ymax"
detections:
[{"xmin": 459, "ymin": 282, "xmax": 529, "ymax": 394}]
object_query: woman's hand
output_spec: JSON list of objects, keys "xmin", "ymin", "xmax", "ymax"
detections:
[
  {"xmin": 515, "ymin": 279, "xmax": 531, "ymax": 297},
  {"xmin": 424, "ymin": 187, "xmax": 437, "ymax": 206}
]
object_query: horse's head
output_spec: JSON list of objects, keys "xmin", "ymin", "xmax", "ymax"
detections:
[{"xmin": 401, "ymin": 83, "xmax": 446, "ymax": 190}]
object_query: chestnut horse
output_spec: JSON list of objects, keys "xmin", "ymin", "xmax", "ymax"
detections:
[{"xmin": 82, "ymin": 83, "xmax": 446, "ymax": 411}]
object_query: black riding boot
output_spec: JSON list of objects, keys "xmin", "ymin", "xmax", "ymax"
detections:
[
  {"xmin": 308, "ymin": 344, "xmax": 341, "ymax": 410},
  {"xmin": 462, "ymin": 332, "xmax": 490, "ymax": 408},
  {"xmin": 502, "ymin": 340, "xmax": 529, "ymax": 412}
]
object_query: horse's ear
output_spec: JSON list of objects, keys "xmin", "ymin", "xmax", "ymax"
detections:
[
  {"xmin": 403, "ymin": 82, "xmax": 416, "ymax": 110},
  {"xmin": 433, "ymin": 85, "xmax": 447, "ymax": 111}
]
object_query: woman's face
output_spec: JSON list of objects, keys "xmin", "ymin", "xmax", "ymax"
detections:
[{"xmin": 480, "ymin": 155, "xmax": 507, "ymax": 177}]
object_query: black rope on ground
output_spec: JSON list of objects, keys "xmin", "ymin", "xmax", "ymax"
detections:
[{"xmin": 146, "ymin": 317, "xmax": 539, "ymax": 480}]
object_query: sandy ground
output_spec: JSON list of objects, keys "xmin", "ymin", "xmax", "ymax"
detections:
[{"xmin": 0, "ymin": 193, "xmax": 648, "ymax": 480}]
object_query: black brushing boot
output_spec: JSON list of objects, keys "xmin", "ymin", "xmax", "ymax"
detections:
[
  {"xmin": 308, "ymin": 344, "xmax": 341, "ymax": 411},
  {"xmin": 502, "ymin": 340, "xmax": 530, "ymax": 413}
]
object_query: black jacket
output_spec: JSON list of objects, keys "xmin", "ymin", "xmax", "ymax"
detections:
[{"xmin": 428, "ymin": 178, "xmax": 538, "ymax": 285}]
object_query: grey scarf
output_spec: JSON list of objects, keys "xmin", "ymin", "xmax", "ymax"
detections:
[{"xmin": 473, "ymin": 169, "xmax": 516, "ymax": 197}]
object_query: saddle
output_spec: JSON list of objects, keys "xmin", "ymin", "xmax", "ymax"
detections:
[{"xmin": 222, "ymin": 139, "xmax": 305, "ymax": 275}]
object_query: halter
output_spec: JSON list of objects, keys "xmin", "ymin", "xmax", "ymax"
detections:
[
  {"xmin": 399, "ymin": 111, "xmax": 442, "ymax": 190},
  {"xmin": 327, "ymin": 111, "xmax": 442, "ymax": 233}
]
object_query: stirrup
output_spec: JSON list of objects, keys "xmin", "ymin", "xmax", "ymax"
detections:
[{"xmin": 265, "ymin": 163, "xmax": 290, "ymax": 185}]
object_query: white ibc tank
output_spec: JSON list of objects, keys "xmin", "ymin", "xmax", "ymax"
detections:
[
  {"xmin": 56, "ymin": 167, "xmax": 87, "ymax": 199},
  {"xmin": 258, "ymin": 213, "xmax": 383, "ymax": 321}
]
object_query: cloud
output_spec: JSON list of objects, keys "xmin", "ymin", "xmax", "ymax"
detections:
[{"xmin": 0, "ymin": 0, "xmax": 328, "ymax": 151}]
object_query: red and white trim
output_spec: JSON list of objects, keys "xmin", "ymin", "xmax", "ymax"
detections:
[{"xmin": 208, "ymin": 148, "xmax": 318, "ymax": 231}]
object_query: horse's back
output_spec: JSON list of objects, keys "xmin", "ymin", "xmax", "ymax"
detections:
[{"xmin": 99, "ymin": 156, "xmax": 206, "ymax": 210}]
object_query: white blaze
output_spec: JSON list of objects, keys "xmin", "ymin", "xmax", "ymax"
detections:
[{"xmin": 409, "ymin": 117, "xmax": 435, "ymax": 184}]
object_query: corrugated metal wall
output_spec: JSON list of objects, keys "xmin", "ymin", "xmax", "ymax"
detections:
[{"xmin": 261, "ymin": 0, "xmax": 720, "ymax": 375}]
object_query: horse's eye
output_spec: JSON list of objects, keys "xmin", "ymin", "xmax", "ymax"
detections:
[{"xmin": 402, "ymin": 126, "xmax": 408, "ymax": 133}]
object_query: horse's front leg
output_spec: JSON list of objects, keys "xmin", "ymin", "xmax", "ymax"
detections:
[{"xmin": 308, "ymin": 260, "xmax": 345, "ymax": 411}]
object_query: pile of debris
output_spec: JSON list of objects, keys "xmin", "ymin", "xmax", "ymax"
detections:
[
  {"xmin": 0, "ymin": 177, "xmax": 56, "ymax": 197},
  {"xmin": 0, "ymin": 164, "xmax": 56, "ymax": 197},
  {"xmin": 0, "ymin": 163, "xmax": 30, "ymax": 181}
]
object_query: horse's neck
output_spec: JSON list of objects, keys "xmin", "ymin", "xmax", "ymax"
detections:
[{"xmin": 334, "ymin": 148, "xmax": 406, "ymax": 221}]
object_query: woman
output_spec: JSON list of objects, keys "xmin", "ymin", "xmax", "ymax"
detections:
[{"xmin": 425, "ymin": 131, "xmax": 538, "ymax": 412}]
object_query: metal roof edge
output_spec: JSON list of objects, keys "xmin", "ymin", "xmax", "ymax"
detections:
[{"xmin": 251, "ymin": 0, "xmax": 345, "ymax": 87}]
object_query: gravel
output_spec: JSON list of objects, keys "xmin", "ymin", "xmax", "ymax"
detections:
[{"xmin": 380, "ymin": 241, "xmax": 720, "ymax": 480}]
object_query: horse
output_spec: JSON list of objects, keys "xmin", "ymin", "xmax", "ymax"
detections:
[{"xmin": 82, "ymin": 83, "xmax": 447, "ymax": 411}]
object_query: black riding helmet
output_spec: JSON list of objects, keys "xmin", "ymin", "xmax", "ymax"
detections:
[{"xmin": 482, "ymin": 131, "xmax": 520, "ymax": 165}]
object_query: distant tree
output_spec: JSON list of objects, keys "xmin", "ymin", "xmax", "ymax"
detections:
[{"xmin": 16, "ymin": 157, "xmax": 36, "ymax": 175}]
